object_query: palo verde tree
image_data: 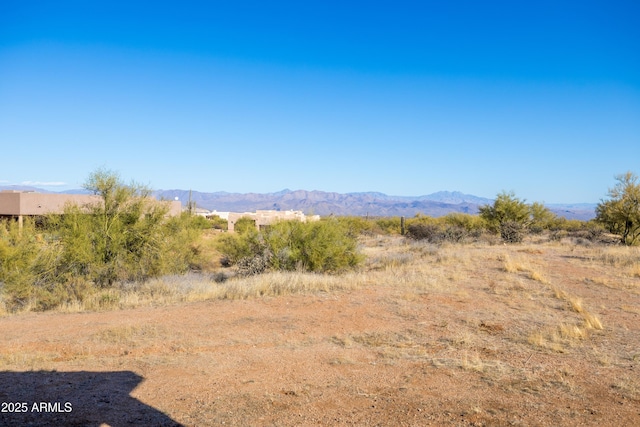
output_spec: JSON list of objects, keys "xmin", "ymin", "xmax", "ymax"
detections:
[
  {"xmin": 1, "ymin": 169, "xmax": 204, "ymax": 312},
  {"xmin": 479, "ymin": 191, "xmax": 555, "ymax": 243},
  {"xmin": 596, "ymin": 171, "xmax": 640, "ymax": 245},
  {"xmin": 53, "ymin": 168, "xmax": 192, "ymax": 286}
]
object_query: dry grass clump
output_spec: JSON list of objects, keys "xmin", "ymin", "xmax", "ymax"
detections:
[
  {"xmin": 497, "ymin": 247, "xmax": 605, "ymax": 352},
  {"xmin": 93, "ymin": 324, "xmax": 165, "ymax": 345},
  {"xmin": 49, "ymin": 270, "xmax": 369, "ymax": 312},
  {"xmin": 528, "ymin": 323, "xmax": 587, "ymax": 353},
  {"xmin": 549, "ymin": 286, "xmax": 603, "ymax": 331},
  {"xmin": 498, "ymin": 253, "xmax": 525, "ymax": 273},
  {"xmin": 332, "ymin": 330, "xmax": 432, "ymax": 362},
  {"xmin": 591, "ymin": 246, "xmax": 640, "ymax": 267},
  {"xmin": 528, "ymin": 270, "xmax": 549, "ymax": 284},
  {"xmin": 612, "ymin": 378, "xmax": 640, "ymax": 400},
  {"xmin": 212, "ymin": 270, "xmax": 366, "ymax": 299},
  {"xmin": 582, "ymin": 312, "xmax": 604, "ymax": 330},
  {"xmin": 527, "ymin": 294, "xmax": 603, "ymax": 352}
]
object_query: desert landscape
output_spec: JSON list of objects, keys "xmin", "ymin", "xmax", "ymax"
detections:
[
  {"xmin": 1, "ymin": 233, "xmax": 639, "ymax": 426},
  {"xmin": 2, "ymin": 2, "xmax": 639, "ymax": 426}
]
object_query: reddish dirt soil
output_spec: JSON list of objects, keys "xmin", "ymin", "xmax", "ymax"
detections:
[{"xmin": 1, "ymin": 244, "xmax": 639, "ymax": 426}]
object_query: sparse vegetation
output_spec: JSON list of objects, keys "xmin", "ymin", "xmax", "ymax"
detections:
[
  {"xmin": 218, "ymin": 218, "xmax": 363, "ymax": 274},
  {"xmin": 3, "ymin": 227, "xmax": 640, "ymax": 425},
  {"xmin": 596, "ymin": 171, "xmax": 640, "ymax": 245},
  {"xmin": 479, "ymin": 191, "xmax": 555, "ymax": 243},
  {"xmin": 0, "ymin": 169, "xmax": 204, "ymax": 312}
]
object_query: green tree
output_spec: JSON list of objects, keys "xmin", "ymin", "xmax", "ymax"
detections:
[
  {"xmin": 218, "ymin": 219, "xmax": 363, "ymax": 274},
  {"xmin": 529, "ymin": 201, "xmax": 556, "ymax": 232},
  {"xmin": 479, "ymin": 191, "xmax": 530, "ymax": 232},
  {"xmin": 1, "ymin": 169, "xmax": 204, "ymax": 312},
  {"xmin": 479, "ymin": 191, "xmax": 555, "ymax": 242},
  {"xmin": 596, "ymin": 172, "xmax": 640, "ymax": 245},
  {"xmin": 53, "ymin": 168, "xmax": 191, "ymax": 286}
]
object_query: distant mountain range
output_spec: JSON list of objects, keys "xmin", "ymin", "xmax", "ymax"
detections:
[
  {"xmin": 0, "ymin": 186, "xmax": 597, "ymax": 220},
  {"xmin": 152, "ymin": 188, "xmax": 596, "ymax": 220}
]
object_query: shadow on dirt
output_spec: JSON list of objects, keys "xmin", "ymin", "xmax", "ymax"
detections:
[{"xmin": 0, "ymin": 370, "xmax": 182, "ymax": 426}]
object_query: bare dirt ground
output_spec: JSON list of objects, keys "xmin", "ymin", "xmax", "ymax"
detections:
[{"xmin": 1, "ymin": 237, "xmax": 639, "ymax": 426}]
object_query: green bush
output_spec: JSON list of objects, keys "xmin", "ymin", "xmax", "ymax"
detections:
[
  {"xmin": 334, "ymin": 216, "xmax": 378, "ymax": 236},
  {"xmin": 47, "ymin": 170, "xmax": 185, "ymax": 286},
  {"xmin": 0, "ymin": 219, "xmax": 41, "ymax": 309},
  {"xmin": 406, "ymin": 222, "xmax": 470, "ymax": 243},
  {"xmin": 218, "ymin": 219, "xmax": 363, "ymax": 274},
  {"xmin": 406, "ymin": 223, "xmax": 443, "ymax": 242},
  {"xmin": 216, "ymin": 229, "xmax": 262, "ymax": 267},
  {"xmin": 375, "ymin": 217, "xmax": 402, "ymax": 235},
  {"xmin": 548, "ymin": 217, "xmax": 585, "ymax": 232},
  {"xmin": 233, "ymin": 217, "xmax": 257, "ymax": 235},
  {"xmin": 442, "ymin": 213, "xmax": 487, "ymax": 234},
  {"xmin": 479, "ymin": 191, "xmax": 556, "ymax": 243},
  {"xmin": 0, "ymin": 169, "xmax": 205, "ymax": 312},
  {"xmin": 207, "ymin": 215, "xmax": 228, "ymax": 230},
  {"xmin": 596, "ymin": 171, "xmax": 640, "ymax": 245}
]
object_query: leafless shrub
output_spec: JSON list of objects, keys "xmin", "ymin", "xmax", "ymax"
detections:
[{"xmin": 500, "ymin": 220, "xmax": 525, "ymax": 243}]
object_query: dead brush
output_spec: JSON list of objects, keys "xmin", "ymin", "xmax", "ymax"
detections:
[
  {"xmin": 93, "ymin": 324, "xmax": 165, "ymax": 345},
  {"xmin": 630, "ymin": 264, "xmax": 640, "ymax": 278},
  {"xmin": 498, "ymin": 253, "xmax": 528, "ymax": 273},
  {"xmin": 592, "ymin": 246, "xmax": 640, "ymax": 268},
  {"xmin": 528, "ymin": 323, "xmax": 587, "ymax": 353},
  {"xmin": 549, "ymin": 285, "xmax": 603, "ymax": 330},
  {"xmin": 528, "ymin": 270, "xmax": 549, "ymax": 284}
]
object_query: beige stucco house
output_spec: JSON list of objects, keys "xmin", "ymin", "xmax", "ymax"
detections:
[
  {"xmin": 0, "ymin": 190, "xmax": 181, "ymax": 228},
  {"xmin": 227, "ymin": 209, "xmax": 320, "ymax": 232}
]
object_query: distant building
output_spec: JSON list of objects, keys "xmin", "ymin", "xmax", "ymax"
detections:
[
  {"xmin": 207, "ymin": 210, "xmax": 230, "ymax": 220},
  {"xmin": 191, "ymin": 207, "xmax": 212, "ymax": 217},
  {"xmin": 227, "ymin": 209, "xmax": 320, "ymax": 232},
  {"xmin": 0, "ymin": 190, "xmax": 181, "ymax": 228}
]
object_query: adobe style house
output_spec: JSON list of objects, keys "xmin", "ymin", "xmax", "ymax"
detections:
[
  {"xmin": 227, "ymin": 209, "xmax": 320, "ymax": 232},
  {"xmin": 0, "ymin": 190, "xmax": 182, "ymax": 228}
]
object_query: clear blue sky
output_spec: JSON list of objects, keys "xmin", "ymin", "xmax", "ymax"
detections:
[{"xmin": 1, "ymin": 1, "xmax": 638, "ymax": 203}]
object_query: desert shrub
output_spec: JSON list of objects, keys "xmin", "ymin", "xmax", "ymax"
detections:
[
  {"xmin": 596, "ymin": 171, "xmax": 640, "ymax": 245},
  {"xmin": 335, "ymin": 216, "xmax": 378, "ymax": 236},
  {"xmin": 49, "ymin": 174, "xmax": 187, "ymax": 286},
  {"xmin": 479, "ymin": 191, "xmax": 530, "ymax": 233},
  {"xmin": 218, "ymin": 219, "xmax": 363, "ymax": 274},
  {"xmin": 549, "ymin": 221, "xmax": 608, "ymax": 244},
  {"xmin": 375, "ymin": 217, "xmax": 403, "ymax": 235},
  {"xmin": 406, "ymin": 223, "xmax": 444, "ymax": 243},
  {"xmin": 233, "ymin": 216, "xmax": 257, "ymax": 235},
  {"xmin": 0, "ymin": 219, "xmax": 42, "ymax": 309},
  {"xmin": 216, "ymin": 229, "xmax": 263, "ymax": 267},
  {"xmin": 207, "ymin": 215, "xmax": 228, "ymax": 230},
  {"xmin": 549, "ymin": 230, "xmax": 569, "ymax": 242},
  {"xmin": 480, "ymin": 191, "xmax": 556, "ymax": 242},
  {"xmin": 442, "ymin": 225, "xmax": 468, "ymax": 242},
  {"xmin": 237, "ymin": 252, "xmax": 271, "ymax": 276},
  {"xmin": 406, "ymin": 222, "xmax": 470, "ymax": 244},
  {"xmin": 442, "ymin": 213, "xmax": 487, "ymax": 233},
  {"xmin": 188, "ymin": 215, "xmax": 213, "ymax": 230},
  {"xmin": 500, "ymin": 220, "xmax": 525, "ymax": 243},
  {"xmin": 548, "ymin": 217, "xmax": 585, "ymax": 232},
  {"xmin": 334, "ymin": 216, "xmax": 404, "ymax": 236},
  {"xmin": 529, "ymin": 202, "xmax": 556, "ymax": 231},
  {"xmin": 159, "ymin": 213, "xmax": 207, "ymax": 273},
  {"xmin": 0, "ymin": 218, "xmax": 94, "ymax": 312},
  {"xmin": 0, "ymin": 170, "xmax": 205, "ymax": 312}
]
